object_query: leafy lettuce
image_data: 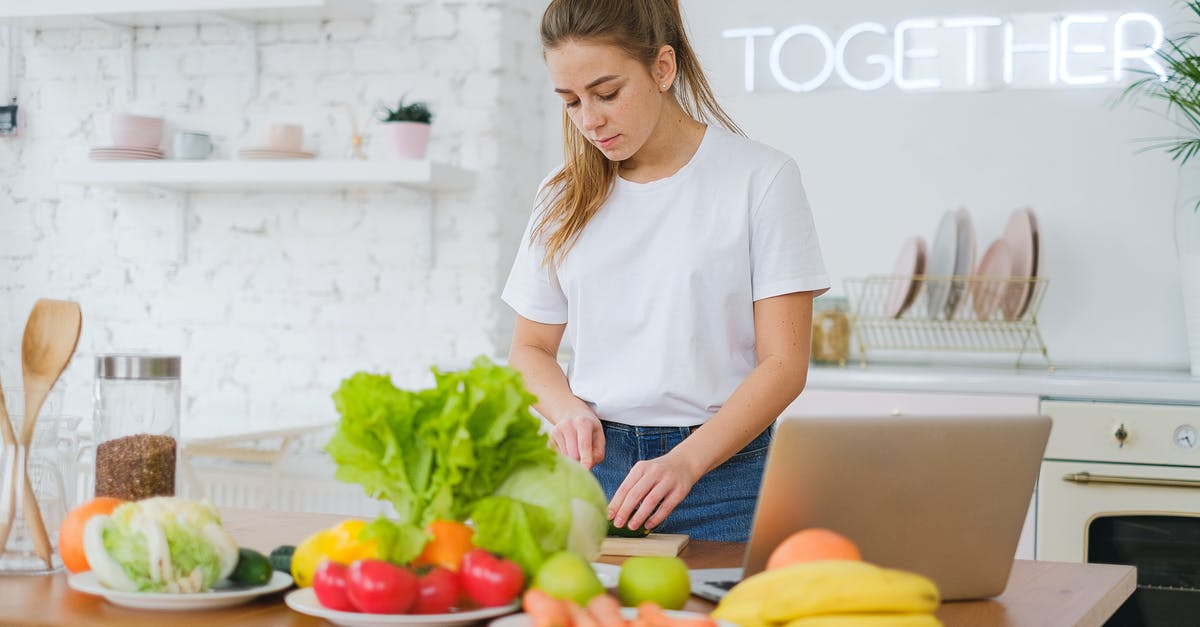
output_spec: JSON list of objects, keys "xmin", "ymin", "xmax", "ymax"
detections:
[
  {"xmin": 326, "ymin": 356, "xmax": 559, "ymax": 564},
  {"xmin": 470, "ymin": 453, "xmax": 609, "ymax": 576},
  {"xmin": 82, "ymin": 497, "xmax": 239, "ymax": 593}
]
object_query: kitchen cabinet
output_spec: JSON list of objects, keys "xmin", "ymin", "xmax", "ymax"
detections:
[
  {"xmin": 55, "ymin": 159, "xmax": 475, "ymax": 193},
  {"xmin": 785, "ymin": 386, "xmax": 1041, "ymax": 560}
]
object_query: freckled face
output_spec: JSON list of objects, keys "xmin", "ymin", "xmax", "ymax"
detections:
[{"xmin": 546, "ymin": 40, "xmax": 665, "ymax": 162}]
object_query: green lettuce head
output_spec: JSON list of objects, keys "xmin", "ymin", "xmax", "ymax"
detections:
[
  {"xmin": 82, "ymin": 497, "xmax": 239, "ymax": 593},
  {"xmin": 470, "ymin": 452, "xmax": 609, "ymax": 576}
]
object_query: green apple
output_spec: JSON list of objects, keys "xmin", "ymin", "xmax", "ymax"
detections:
[
  {"xmin": 531, "ymin": 550, "xmax": 606, "ymax": 606},
  {"xmin": 617, "ymin": 556, "xmax": 691, "ymax": 610}
]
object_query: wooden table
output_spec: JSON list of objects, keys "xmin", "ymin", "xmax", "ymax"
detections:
[{"xmin": 0, "ymin": 509, "xmax": 1135, "ymax": 626}]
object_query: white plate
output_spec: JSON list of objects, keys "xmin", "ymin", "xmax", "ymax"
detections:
[
  {"xmin": 1001, "ymin": 207, "xmax": 1038, "ymax": 320},
  {"xmin": 67, "ymin": 570, "xmax": 293, "ymax": 610},
  {"xmin": 944, "ymin": 207, "xmax": 977, "ymax": 320},
  {"xmin": 490, "ymin": 607, "xmax": 736, "ymax": 627},
  {"xmin": 285, "ymin": 588, "xmax": 519, "ymax": 627},
  {"xmin": 924, "ymin": 209, "xmax": 959, "ymax": 319},
  {"xmin": 884, "ymin": 236, "xmax": 927, "ymax": 319},
  {"xmin": 592, "ymin": 562, "xmax": 620, "ymax": 588}
]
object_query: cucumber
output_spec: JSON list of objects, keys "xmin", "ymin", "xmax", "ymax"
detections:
[
  {"xmin": 607, "ymin": 520, "xmax": 651, "ymax": 538},
  {"xmin": 231, "ymin": 548, "xmax": 273, "ymax": 586},
  {"xmin": 269, "ymin": 544, "xmax": 295, "ymax": 573}
]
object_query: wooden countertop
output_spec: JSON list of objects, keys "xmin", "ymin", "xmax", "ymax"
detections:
[{"xmin": 0, "ymin": 508, "xmax": 1135, "ymax": 627}]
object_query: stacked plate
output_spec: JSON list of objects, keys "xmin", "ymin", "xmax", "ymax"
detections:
[
  {"xmin": 924, "ymin": 208, "xmax": 976, "ymax": 320},
  {"xmin": 237, "ymin": 147, "xmax": 315, "ymax": 160},
  {"xmin": 88, "ymin": 146, "xmax": 165, "ymax": 161}
]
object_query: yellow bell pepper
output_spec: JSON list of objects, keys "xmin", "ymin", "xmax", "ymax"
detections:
[
  {"xmin": 290, "ymin": 520, "xmax": 381, "ymax": 588},
  {"xmin": 290, "ymin": 529, "xmax": 333, "ymax": 588},
  {"xmin": 325, "ymin": 519, "xmax": 381, "ymax": 564}
]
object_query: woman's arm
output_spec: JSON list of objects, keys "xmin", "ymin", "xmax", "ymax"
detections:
[
  {"xmin": 609, "ymin": 290, "xmax": 815, "ymax": 530},
  {"xmin": 508, "ymin": 315, "xmax": 606, "ymax": 468}
]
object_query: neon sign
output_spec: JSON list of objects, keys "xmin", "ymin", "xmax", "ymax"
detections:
[{"xmin": 722, "ymin": 12, "xmax": 1165, "ymax": 92}]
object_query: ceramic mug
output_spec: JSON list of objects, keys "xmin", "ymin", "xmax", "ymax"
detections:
[
  {"xmin": 173, "ymin": 132, "xmax": 213, "ymax": 160},
  {"xmin": 265, "ymin": 124, "xmax": 303, "ymax": 152}
]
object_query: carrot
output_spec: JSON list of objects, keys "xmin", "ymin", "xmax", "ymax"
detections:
[
  {"xmin": 587, "ymin": 594, "xmax": 628, "ymax": 627},
  {"xmin": 568, "ymin": 600, "xmax": 601, "ymax": 627},
  {"xmin": 637, "ymin": 602, "xmax": 717, "ymax": 627},
  {"xmin": 524, "ymin": 589, "xmax": 573, "ymax": 627}
]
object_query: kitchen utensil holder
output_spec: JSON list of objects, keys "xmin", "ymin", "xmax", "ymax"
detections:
[{"xmin": 844, "ymin": 275, "xmax": 1051, "ymax": 369}]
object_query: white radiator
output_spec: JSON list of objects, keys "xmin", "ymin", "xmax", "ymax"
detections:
[{"xmin": 74, "ymin": 425, "xmax": 396, "ymax": 518}]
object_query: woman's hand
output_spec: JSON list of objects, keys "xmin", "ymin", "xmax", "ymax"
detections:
[
  {"xmin": 608, "ymin": 451, "xmax": 701, "ymax": 532},
  {"xmin": 550, "ymin": 414, "xmax": 606, "ymax": 470}
]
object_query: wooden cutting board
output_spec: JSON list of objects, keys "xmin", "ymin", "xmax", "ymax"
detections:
[{"xmin": 601, "ymin": 533, "xmax": 690, "ymax": 557}]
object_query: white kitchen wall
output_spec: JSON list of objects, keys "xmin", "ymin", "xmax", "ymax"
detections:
[
  {"xmin": 0, "ymin": 0, "xmax": 550, "ymax": 437},
  {"xmin": 541, "ymin": 0, "xmax": 1190, "ymax": 369}
]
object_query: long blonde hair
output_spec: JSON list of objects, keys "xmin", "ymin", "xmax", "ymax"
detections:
[{"xmin": 535, "ymin": 0, "xmax": 742, "ymax": 268}]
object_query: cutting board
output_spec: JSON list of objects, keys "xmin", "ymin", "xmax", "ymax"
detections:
[{"xmin": 601, "ymin": 533, "xmax": 690, "ymax": 557}]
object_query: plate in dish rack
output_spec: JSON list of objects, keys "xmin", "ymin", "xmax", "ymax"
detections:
[
  {"xmin": 489, "ymin": 607, "xmax": 736, "ymax": 627},
  {"xmin": 285, "ymin": 588, "xmax": 520, "ymax": 627},
  {"xmin": 67, "ymin": 570, "xmax": 293, "ymax": 610}
]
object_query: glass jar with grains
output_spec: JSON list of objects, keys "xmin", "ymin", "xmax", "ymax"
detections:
[
  {"xmin": 93, "ymin": 355, "xmax": 181, "ymax": 501},
  {"xmin": 811, "ymin": 297, "xmax": 851, "ymax": 366}
]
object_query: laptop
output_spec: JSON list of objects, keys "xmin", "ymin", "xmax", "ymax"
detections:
[{"xmin": 690, "ymin": 414, "xmax": 1051, "ymax": 602}]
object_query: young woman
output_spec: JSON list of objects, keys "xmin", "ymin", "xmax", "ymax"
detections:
[{"xmin": 502, "ymin": 0, "xmax": 829, "ymax": 542}]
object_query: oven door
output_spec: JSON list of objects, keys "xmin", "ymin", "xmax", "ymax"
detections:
[{"xmin": 1038, "ymin": 460, "xmax": 1200, "ymax": 627}]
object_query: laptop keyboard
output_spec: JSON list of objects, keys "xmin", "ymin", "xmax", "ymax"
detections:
[{"xmin": 711, "ymin": 580, "xmax": 739, "ymax": 591}]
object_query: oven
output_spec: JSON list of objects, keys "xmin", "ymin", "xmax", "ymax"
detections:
[{"xmin": 1036, "ymin": 400, "xmax": 1200, "ymax": 627}]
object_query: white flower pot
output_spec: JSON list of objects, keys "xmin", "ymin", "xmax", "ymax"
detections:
[{"xmin": 389, "ymin": 121, "xmax": 430, "ymax": 159}]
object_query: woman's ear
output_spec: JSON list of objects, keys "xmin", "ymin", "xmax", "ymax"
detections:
[{"xmin": 654, "ymin": 44, "xmax": 678, "ymax": 91}]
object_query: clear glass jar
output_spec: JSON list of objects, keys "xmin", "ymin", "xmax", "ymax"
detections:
[
  {"xmin": 811, "ymin": 297, "xmax": 851, "ymax": 366},
  {"xmin": 93, "ymin": 354, "xmax": 181, "ymax": 500}
]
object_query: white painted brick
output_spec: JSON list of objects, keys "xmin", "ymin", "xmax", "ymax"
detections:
[
  {"xmin": 415, "ymin": 5, "xmax": 458, "ymax": 39},
  {"xmin": 34, "ymin": 28, "xmax": 80, "ymax": 48},
  {"xmin": 136, "ymin": 25, "xmax": 199, "ymax": 47},
  {"xmin": 199, "ymin": 23, "xmax": 241, "ymax": 46},
  {"xmin": 418, "ymin": 39, "xmax": 476, "ymax": 74},
  {"xmin": 261, "ymin": 44, "xmax": 339, "ymax": 77},
  {"xmin": 323, "ymin": 19, "xmax": 369, "ymax": 42},
  {"xmin": 351, "ymin": 41, "xmax": 415, "ymax": 74},
  {"xmin": 181, "ymin": 45, "xmax": 245, "ymax": 78},
  {"xmin": 24, "ymin": 48, "xmax": 89, "ymax": 81},
  {"xmin": 461, "ymin": 71, "xmax": 500, "ymax": 104},
  {"xmin": 280, "ymin": 21, "xmax": 322, "ymax": 44},
  {"xmin": 2, "ymin": 7, "xmax": 544, "ymax": 435}
]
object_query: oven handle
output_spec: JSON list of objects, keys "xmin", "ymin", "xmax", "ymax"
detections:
[{"xmin": 1062, "ymin": 471, "xmax": 1200, "ymax": 489}]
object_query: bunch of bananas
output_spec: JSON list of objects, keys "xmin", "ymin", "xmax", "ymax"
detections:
[{"xmin": 712, "ymin": 560, "xmax": 942, "ymax": 627}]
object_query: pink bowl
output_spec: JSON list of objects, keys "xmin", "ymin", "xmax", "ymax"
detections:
[{"xmin": 110, "ymin": 113, "xmax": 164, "ymax": 149}]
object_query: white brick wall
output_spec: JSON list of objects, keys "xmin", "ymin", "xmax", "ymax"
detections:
[{"xmin": 0, "ymin": 0, "xmax": 551, "ymax": 438}]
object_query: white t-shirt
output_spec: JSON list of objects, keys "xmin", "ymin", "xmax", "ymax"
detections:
[{"xmin": 502, "ymin": 126, "xmax": 830, "ymax": 427}]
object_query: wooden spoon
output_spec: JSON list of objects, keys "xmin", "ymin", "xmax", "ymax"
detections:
[
  {"xmin": 15, "ymin": 299, "xmax": 82, "ymax": 568},
  {"xmin": 0, "ymin": 385, "xmax": 20, "ymax": 558}
]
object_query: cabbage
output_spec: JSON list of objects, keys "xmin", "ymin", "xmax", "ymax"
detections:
[
  {"xmin": 470, "ymin": 453, "xmax": 609, "ymax": 576},
  {"xmin": 82, "ymin": 497, "xmax": 239, "ymax": 593}
]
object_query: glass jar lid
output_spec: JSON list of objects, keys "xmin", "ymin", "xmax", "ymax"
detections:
[{"xmin": 95, "ymin": 354, "xmax": 181, "ymax": 380}]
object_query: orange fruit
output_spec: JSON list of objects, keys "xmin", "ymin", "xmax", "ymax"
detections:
[
  {"xmin": 413, "ymin": 520, "xmax": 475, "ymax": 571},
  {"xmin": 765, "ymin": 528, "xmax": 862, "ymax": 570},
  {"xmin": 59, "ymin": 496, "xmax": 124, "ymax": 573}
]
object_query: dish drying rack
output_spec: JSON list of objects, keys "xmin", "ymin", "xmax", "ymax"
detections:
[{"xmin": 843, "ymin": 275, "xmax": 1052, "ymax": 369}]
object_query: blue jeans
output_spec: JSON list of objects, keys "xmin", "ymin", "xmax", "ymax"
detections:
[{"xmin": 592, "ymin": 421, "xmax": 772, "ymax": 542}]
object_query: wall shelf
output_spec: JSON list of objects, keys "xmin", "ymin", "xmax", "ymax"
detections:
[
  {"xmin": 55, "ymin": 159, "xmax": 476, "ymax": 193},
  {"xmin": 0, "ymin": 0, "xmax": 373, "ymax": 27}
]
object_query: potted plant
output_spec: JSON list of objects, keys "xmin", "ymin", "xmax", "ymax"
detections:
[
  {"xmin": 1122, "ymin": 1, "xmax": 1200, "ymax": 375},
  {"xmin": 379, "ymin": 97, "xmax": 433, "ymax": 160}
]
